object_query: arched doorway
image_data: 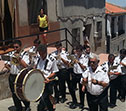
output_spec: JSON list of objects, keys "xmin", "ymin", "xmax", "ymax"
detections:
[{"xmin": 0, "ymin": 0, "xmax": 13, "ymax": 46}]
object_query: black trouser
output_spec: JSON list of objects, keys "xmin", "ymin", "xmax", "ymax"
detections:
[
  {"xmin": 37, "ymin": 82, "xmax": 53, "ymax": 111},
  {"xmin": 57, "ymin": 68, "xmax": 77, "ymax": 103},
  {"xmin": 9, "ymin": 74, "xmax": 30, "ymax": 111},
  {"xmin": 110, "ymin": 76, "xmax": 120, "ymax": 104},
  {"xmin": 72, "ymin": 73, "xmax": 85, "ymax": 106},
  {"xmin": 53, "ymin": 79, "xmax": 60, "ymax": 101},
  {"xmin": 120, "ymin": 74, "xmax": 126, "ymax": 99},
  {"xmin": 87, "ymin": 89, "xmax": 108, "ymax": 111}
]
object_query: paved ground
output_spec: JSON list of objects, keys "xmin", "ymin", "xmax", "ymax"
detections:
[{"xmin": 0, "ymin": 89, "xmax": 126, "ymax": 111}]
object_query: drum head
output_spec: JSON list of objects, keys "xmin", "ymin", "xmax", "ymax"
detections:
[{"xmin": 23, "ymin": 69, "xmax": 45, "ymax": 102}]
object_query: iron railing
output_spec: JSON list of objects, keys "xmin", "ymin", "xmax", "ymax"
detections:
[{"xmin": 0, "ymin": 28, "xmax": 80, "ymax": 51}]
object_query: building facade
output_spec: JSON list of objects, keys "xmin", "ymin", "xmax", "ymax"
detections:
[
  {"xmin": 106, "ymin": 2, "xmax": 126, "ymax": 54},
  {"xmin": 0, "ymin": 0, "xmax": 106, "ymax": 53}
]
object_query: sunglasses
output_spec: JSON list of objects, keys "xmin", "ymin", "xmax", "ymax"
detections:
[
  {"xmin": 14, "ymin": 46, "xmax": 19, "ymax": 48},
  {"xmin": 90, "ymin": 61, "xmax": 96, "ymax": 64}
]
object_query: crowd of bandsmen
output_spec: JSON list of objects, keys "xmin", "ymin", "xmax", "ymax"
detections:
[{"xmin": 2, "ymin": 39, "xmax": 126, "ymax": 111}]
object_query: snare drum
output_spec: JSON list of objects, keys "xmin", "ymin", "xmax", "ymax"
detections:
[{"xmin": 14, "ymin": 68, "xmax": 45, "ymax": 102}]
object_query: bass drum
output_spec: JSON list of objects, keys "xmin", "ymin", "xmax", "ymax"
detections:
[{"xmin": 14, "ymin": 68, "xmax": 45, "ymax": 102}]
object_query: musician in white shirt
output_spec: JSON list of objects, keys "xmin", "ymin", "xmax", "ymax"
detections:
[
  {"xmin": 118, "ymin": 49, "xmax": 126, "ymax": 102},
  {"xmin": 81, "ymin": 53, "xmax": 109, "ymax": 111},
  {"xmin": 101, "ymin": 54, "xmax": 121, "ymax": 108},
  {"xmin": 5, "ymin": 40, "xmax": 30, "ymax": 111},
  {"xmin": 70, "ymin": 45, "xmax": 88, "ymax": 109},
  {"xmin": 51, "ymin": 42, "xmax": 77, "ymax": 106},
  {"xmin": 36, "ymin": 44, "xmax": 59, "ymax": 111}
]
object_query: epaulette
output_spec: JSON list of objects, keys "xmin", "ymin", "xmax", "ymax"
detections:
[
  {"xmin": 102, "ymin": 67, "xmax": 107, "ymax": 72},
  {"xmin": 100, "ymin": 62, "xmax": 106, "ymax": 67},
  {"xmin": 49, "ymin": 54, "xmax": 55, "ymax": 61}
]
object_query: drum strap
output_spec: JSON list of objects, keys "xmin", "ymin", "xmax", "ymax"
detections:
[
  {"xmin": 44, "ymin": 59, "xmax": 49, "ymax": 70},
  {"xmin": 36, "ymin": 58, "xmax": 40, "ymax": 68}
]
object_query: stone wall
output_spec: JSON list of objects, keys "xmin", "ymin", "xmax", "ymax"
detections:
[{"xmin": 0, "ymin": 72, "xmax": 11, "ymax": 100}]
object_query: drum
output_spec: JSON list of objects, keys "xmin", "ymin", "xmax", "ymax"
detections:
[{"xmin": 14, "ymin": 68, "xmax": 45, "ymax": 102}]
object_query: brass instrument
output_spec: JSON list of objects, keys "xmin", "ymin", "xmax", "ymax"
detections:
[
  {"xmin": 11, "ymin": 45, "xmax": 28, "ymax": 65},
  {"xmin": 108, "ymin": 65, "xmax": 119, "ymax": 73},
  {"xmin": 67, "ymin": 55, "xmax": 77, "ymax": 68},
  {"xmin": 28, "ymin": 51, "xmax": 37, "ymax": 64}
]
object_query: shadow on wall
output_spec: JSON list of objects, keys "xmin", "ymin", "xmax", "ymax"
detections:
[{"xmin": 64, "ymin": 0, "xmax": 105, "ymax": 9}]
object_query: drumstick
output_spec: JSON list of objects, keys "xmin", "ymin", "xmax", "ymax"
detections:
[{"xmin": 49, "ymin": 77, "xmax": 58, "ymax": 82}]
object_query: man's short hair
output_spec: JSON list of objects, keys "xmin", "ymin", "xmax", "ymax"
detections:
[
  {"xmin": 76, "ymin": 45, "xmax": 83, "ymax": 51},
  {"xmin": 13, "ymin": 40, "xmax": 22, "ymax": 46},
  {"xmin": 37, "ymin": 44, "xmax": 47, "ymax": 52},
  {"xmin": 108, "ymin": 54, "xmax": 115, "ymax": 59},
  {"xmin": 120, "ymin": 49, "xmax": 126, "ymax": 55}
]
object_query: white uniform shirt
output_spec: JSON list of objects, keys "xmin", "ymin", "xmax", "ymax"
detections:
[
  {"xmin": 4, "ymin": 51, "xmax": 14, "ymax": 64},
  {"xmin": 85, "ymin": 52, "xmax": 94, "ymax": 58},
  {"xmin": 51, "ymin": 50, "xmax": 70, "ymax": 69},
  {"xmin": 114, "ymin": 56, "xmax": 125, "ymax": 75},
  {"xmin": 29, "ymin": 46, "xmax": 37, "ymax": 53},
  {"xmin": 120, "ymin": 57, "xmax": 126, "ymax": 75},
  {"xmin": 8, "ymin": 51, "xmax": 29, "ymax": 75},
  {"xmin": 37, "ymin": 54, "xmax": 59, "ymax": 78},
  {"xmin": 82, "ymin": 66, "xmax": 109, "ymax": 95},
  {"xmin": 28, "ymin": 46, "xmax": 40, "ymax": 67},
  {"xmin": 101, "ymin": 61, "xmax": 121, "ymax": 80},
  {"xmin": 114, "ymin": 56, "xmax": 121, "ymax": 65},
  {"xmin": 73, "ymin": 54, "xmax": 88, "ymax": 74}
]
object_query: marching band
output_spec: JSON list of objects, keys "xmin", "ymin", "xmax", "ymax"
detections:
[{"xmin": 1, "ymin": 39, "xmax": 126, "ymax": 111}]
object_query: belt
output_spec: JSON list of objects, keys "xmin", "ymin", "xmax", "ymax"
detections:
[{"xmin": 10, "ymin": 74, "xmax": 17, "ymax": 76}]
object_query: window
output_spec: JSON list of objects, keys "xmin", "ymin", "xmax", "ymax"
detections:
[
  {"xmin": 83, "ymin": 24, "xmax": 91, "ymax": 41},
  {"xmin": 27, "ymin": 0, "xmax": 47, "ymax": 25},
  {"xmin": 111, "ymin": 17, "xmax": 116, "ymax": 38},
  {"xmin": 95, "ymin": 21, "xmax": 102, "ymax": 48},
  {"xmin": 72, "ymin": 28, "xmax": 80, "ymax": 46},
  {"xmin": 118, "ymin": 15, "xmax": 125, "ymax": 36},
  {"xmin": 97, "ymin": 21, "xmax": 102, "ymax": 38}
]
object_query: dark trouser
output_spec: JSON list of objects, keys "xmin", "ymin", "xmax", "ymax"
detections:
[
  {"xmin": 53, "ymin": 80, "xmax": 60, "ymax": 101},
  {"xmin": 120, "ymin": 74, "xmax": 126, "ymax": 99},
  {"xmin": 9, "ymin": 74, "xmax": 30, "ymax": 111},
  {"xmin": 72, "ymin": 73, "xmax": 85, "ymax": 106},
  {"xmin": 57, "ymin": 68, "xmax": 77, "ymax": 103},
  {"xmin": 37, "ymin": 82, "xmax": 53, "ymax": 111},
  {"xmin": 87, "ymin": 89, "xmax": 108, "ymax": 111},
  {"xmin": 110, "ymin": 76, "xmax": 120, "ymax": 104}
]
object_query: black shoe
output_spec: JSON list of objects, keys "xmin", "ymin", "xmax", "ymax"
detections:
[
  {"xmin": 60, "ymin": 98, "xmax": 67, "ymax": 103},
  {"xmin": 108, "ymin": 103, "xmax": 116, "ymax": 108},
  {"xmin": 55, "ymin": 98, "xmax": 59, "ymax": 104},
  {"xmin": 69, "ymin": 103, "xmax": 77, "ymax": 109},
  {"xmin": 79, "ymin": 104, "xmax": 84, "ymax": 109}
]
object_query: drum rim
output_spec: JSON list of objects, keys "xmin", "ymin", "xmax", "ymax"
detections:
[
  {"xmin": 22, "ymin": 69, "xmax": 45, "ymax": 102},
  {"xmin": 14, "ymin": 68, "xmax": 28, "ymax": 100}
]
